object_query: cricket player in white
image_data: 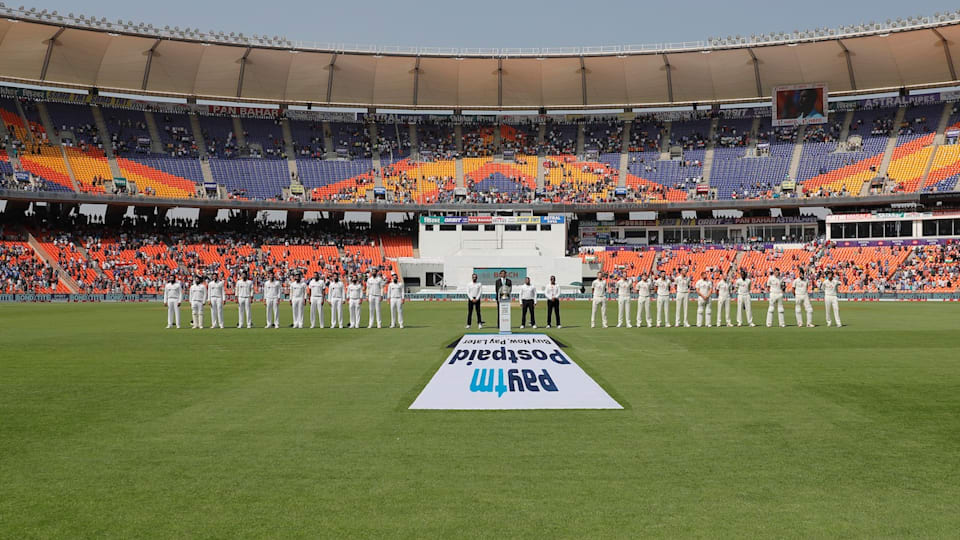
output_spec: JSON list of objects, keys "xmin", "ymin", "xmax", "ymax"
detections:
[
  {"xmin": 189, "ymin": 277, "xmax": 207, "ymax": 329},
  {"xmin": 635, "ymin": 273, "xmax": 652, "ymax": 328},
  {"xmin": 347, "ymin": 276, "xmax": 364, "ymax": 329},
  {"xmin": 289, "ymin": 275, "xmax": 307, "ymax": 329},
  {"xmin": 793, "ymin": 269, "xmax": 814, "ymax": 328},
  {"xmin": 654, "ymin": 271, "xmax": 671, "ymax": 327},
  {"xmin": 235, "ymin": 272, "xmax": 254, "ymax": 329},
  {"xmin": 328, "ymin": 274, "xmax": 345, "ymax": 328},
  {"xmin": 545, "ymin": 275, "xmax": 561, "ymax": 328},
  {"xmin": 466, "ymin": 274, "xmax": 484, "ymax": 329},
  {"xmin": 694, "ymin": 272, "xmax": 713, "ymax": 328},
  {"xmin": 735, "ymin": 269, "xmax": 755, "ymax": 327},
  {"xmin": 615, "ymin": 275, "xmax": 633, "ymax": 328},
  {"xmin": 308, "ymin": 273, "xmax": 326, "ymax": 328},
  {"xmin": 715, "ymin": 275, "xmax": 733, "ymax": 327},
  {"xmin": 263, "ymin": 275, "xmax": 282, "ymax": 329},
  {"xmin": 387, "ymin": 274, "xmax": 404, "ymax": 329},
  {"xmin": 208, "ymin": 275, "xmax": 225, "ymax": 329},
  {"xmin": 590, "ymin": 273, "xmax": 609, "ymax": 328},
  {"xmin": 163, "ymin": 276, "xmax": 182, "ymax": 329},
  {"xmin": 674, "ymin": 271, "xmax": 691, "ymax": 327},
  {"xmin": 366, "ymin": 270, "xmax": 385, "ymax": 329},
  {"xmin": 766, "ymin": 268, "xmax": 786, "ymax": 328},
  {"xmin": 821, "ymin": 271, "xmax": 842, "ymax": 327}
]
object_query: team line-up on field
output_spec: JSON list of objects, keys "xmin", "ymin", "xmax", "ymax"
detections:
[{"xmin": 159, "ymin": 265, "xmax": 844, "ymax": 330}]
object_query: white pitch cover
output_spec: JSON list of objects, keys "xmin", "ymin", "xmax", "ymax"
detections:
[{"xmin": 409, "ymin": 334, "xmax": 622, "ymax": 410}]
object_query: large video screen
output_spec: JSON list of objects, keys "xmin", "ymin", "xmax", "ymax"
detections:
[{"xmin": 773, "ymin": 83, "xmax": 828, "ymax": 127}]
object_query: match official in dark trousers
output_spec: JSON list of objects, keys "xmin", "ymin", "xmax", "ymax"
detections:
[
  {"xmin": 519, "ymin": 277, "xmax": 537, "ymax": 329},
  {"xmin": 495, "ymin": 270, "xmax": 512, "ymax": 306},
  {"xmin": 466, "ymin": 273, "xmax": 483, "ymax": 329},
  {"xmin": 545, "ymin": 275, "xmax": 561, "ymax": 328}
]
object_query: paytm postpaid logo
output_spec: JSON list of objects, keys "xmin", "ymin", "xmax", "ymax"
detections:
[{"xmin": 409, "ymin": 334, "xmax": 622, "ymax": 410}]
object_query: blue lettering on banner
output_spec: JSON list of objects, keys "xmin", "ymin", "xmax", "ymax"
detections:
[{"xmin": 471, "ymin": 368, "xmax": 558, "ymax": 397}]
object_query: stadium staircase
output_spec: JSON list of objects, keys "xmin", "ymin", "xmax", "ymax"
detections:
[
  {"xmin": 746, "ymin": 117, "xmax": 761, "ymax": 154},
  {"xmin": 702, "ymin": 117, "xmax": 719, "ymax": 185},
  {"xmin": 26, "ymin": 232, "xmax": 80, "ymax": 293},
  {"xmin": 729, "ymin": 250, "xmax": 746, "ymax": 277},
  {"xmin": 877, "ymin": 106, "xmax": 907, "ymax": 179},
  {"xmin": 787, "ymin": 125, "xmax": 806, "ymax": 182},
  {"xmin": 493, "ymin": 123, "xmax": 502, "ymax": 157},
  {"xmin": 281, "ymin": 118, "xmax": 296, "ymax": 160},
  {"xmin": 74, "ymin": 243, "xmax": 108, "ymax": 281},
  {"xmin": 322, "ymin": 122, "xmax": 336, "ymax": 160},
  {"xmin": 576, "ymin": 123, "xmax": 585, "ymax": 157},
  {"xmin": 143, "ymin": 111, "xmax": 166, "ymax": 154},
  {"xmin": 918, "ymin": 102, "xmax": 955, "ymax": 187},
  {"xmin": 368, "ymin": 121, "xmax": 383, "ymax": 188},
  {"xmin": 408, "ymin": 124, "xmax": 420, "ymax": 160},
  {"xmin": 618, "ymin": 118, "xmax": 631, "ymax": 187},
  {"xmin": 455, "ymin": 158, "xmax": 465, "ymax": 189},
  {"xmin": 660, "ymin": 122, "xmax": 672, "ymax": 159},
  {"xmin": 0, "ymin": 118, "xmax": 23, "ymax": 170},
  {"xmin": 35, "ymin": 102, "xmax": 61, "ymax": 145},
  {"xmin": 189, "ymin": 113, "xmax": 208, "ymax": 159},
  {"xmin": 13, "ymin": 99, "xmax": 38, "ymax": 145},
  {"xmin": 232, "ymin": 117, "xmax": 247, "ymax": 150},
  {"xmin": 90, "ymin": 105, "xmax": 124, "ymax": 179},
  {"xmin": 838, "ymin": 110, "xmax": 855, "ymax": 142}
]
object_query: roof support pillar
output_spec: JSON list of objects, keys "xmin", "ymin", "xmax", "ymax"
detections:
[
  {"xmin": 662, "ymin": 54, "xmax": 674, "ymax": 103},
  {"xmin": 325, "ymin": 54, "xmax": 338, "ymax": 104},
  {"xmin": 40, "ymin": 27, "xmax": 65, "ymax": 81},
  {"xmin": 579, "ymin": 56, "xmax": 587, "ymax": 107},
  {"xmin": 236, "ymin": 47, "xmax": 252, "ymax": 98},
  {"xmin": 932, "ymin": 29, "xmax": 957, "ymax": 81},
  {"xmin": 837, "ymin": 40, "xmax": 857, "ymax": 91},
  {"xmin": 412, "ymin": 57, "xmax": 421, "ymax": 107},
  {"xmin": 747, "ymin": 48, "xmax": 762, "ymax": 97},
  {"xmin": 141, "ymin": 39, "xmax": 161, "ymax": 90},
  {"xmin": 497, "ymin": 58, "xmax": 503, "ymax": 108}
]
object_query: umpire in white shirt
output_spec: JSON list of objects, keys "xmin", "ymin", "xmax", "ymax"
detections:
[
  {"xmin": 466, "ymin": 274, "xmax": 484, "ymax": 329},
  {"xmin": 519, "ymin": 277, "xmax": 537, "ymax": 329},
  {"xmin": 545, "ymin": 275, "xmax": 561, "ymax": 328}
]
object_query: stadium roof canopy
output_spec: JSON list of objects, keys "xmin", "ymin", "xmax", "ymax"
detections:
[{"xmin": 1, "ymin": 7, "xmax": 960, "ymax": 110}]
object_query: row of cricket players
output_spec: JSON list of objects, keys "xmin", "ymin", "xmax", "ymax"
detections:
[
  {"xmin": 160, "ymin": 269, "xmax": 405, "ymax": 329},
  {"xmin": 588, "ymin": 268, "xmax": 843, "ymax": 328}
]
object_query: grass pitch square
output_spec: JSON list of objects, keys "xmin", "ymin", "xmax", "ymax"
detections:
[{"xmin": 1, "ymin": 301, "xmax": 959, "ymax": 537}]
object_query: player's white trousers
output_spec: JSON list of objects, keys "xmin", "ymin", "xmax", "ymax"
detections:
[
  {"xmin": 310, "ymin": 298, "xmax": 325, "ymax": 328},
  {"xmin": 737, "ymin": 294, "xmax": 753, "ymax": 325},
  {"xmin": 265, "ymin": 299, "xmax": 279, "ymax": 327},
  {"xmin": 166, "ymin": 300, "xmax": 180, "ymax": 327},
  {"xmin": 349, "ymin": 299, "xmax": 362, "ymax": 328},
  {"xmin": 795, "ymin": 295, "xmax": 813, "ymax": 326},
  {"xmin": 209, "ymin": 298, "xmax": 224, "ymax": 328},
  {"xmin": 591, "ymin": 298, "xmax": 607, "ymax": 327},
  {"xmin": 390, "ymin": 299, "xmax": 404, "ymax": 327},
  {"xmin": 636, "ymin": 296, "xmax": 652, "ymax": 327},
  {"xmin": 367, "ymin": 296, "xmax": 382, "ymax": 327},
  {"xmin": 696, "ymin": 298, "xmax": 712, "ymax": 327},
  {"xmin": 291, "ymin": 300, "xmax": 304, "ymax": 328},
  {"xmin": 825, "ymin": 295, "xmax": 841, "ymax": 326},
  {"xmin": 190, "ymin": 300, "xmax": 204, "ymax": 328},
  {"xmin": 767, "ymin": 293, "xmax": 785, "ymax": 326},
  {"xmin": 716, "ymin": 297, "xmax": 731, "ymax": 326},
  {"xmin": 656, "ymin": 295, "xmax": 670, "ymax": 326},
  {"xmin": 617, "ymin": 298, "xmax": 632, "ymax": 327},
  {"xmin": 330, "ymin": 299, "xmax": 344, "ymax": 328},
  {"xmin": 675, "ymin": 292, "xmax": 689, "ymax": 326},
  {"xmin": 237, "ymin": 298, "xmax": 252, "ymax": 328}
]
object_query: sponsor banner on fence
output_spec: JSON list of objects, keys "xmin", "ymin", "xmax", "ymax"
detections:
[
  {"xmin": 421, "ymin": 215, "xmax": 565, "ymax": 225},
  {"xmin": 410, "ymin": 334, "xmax": 622, "ymax": 410}
]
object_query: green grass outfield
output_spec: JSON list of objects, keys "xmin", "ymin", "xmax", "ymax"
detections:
[{"xmin": 1, "ymin": 301, "xmax": 958, "ymax": 538}]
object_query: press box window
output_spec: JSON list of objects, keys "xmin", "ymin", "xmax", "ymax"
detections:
[
  {"xmin": 462, "ymin": 224, "xmax": 479, "ymax": 231},
  {"xmin": 439, "ymin": 224, "xmax": 457, "ymax": 232},
  {"xmin": 525, "ymin": 224, "xmax": 538, "ymax": 231},
  {"xmin": 505, "ymin": 225, "xmax": 521, "ymax": 231},
  {"xmin": 484, "ymin": 225, "xmax": 496, "ymax": 232},
  {"xmin": 541, "ymin": 224, "xmax": 552, "ymax": 231}
]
